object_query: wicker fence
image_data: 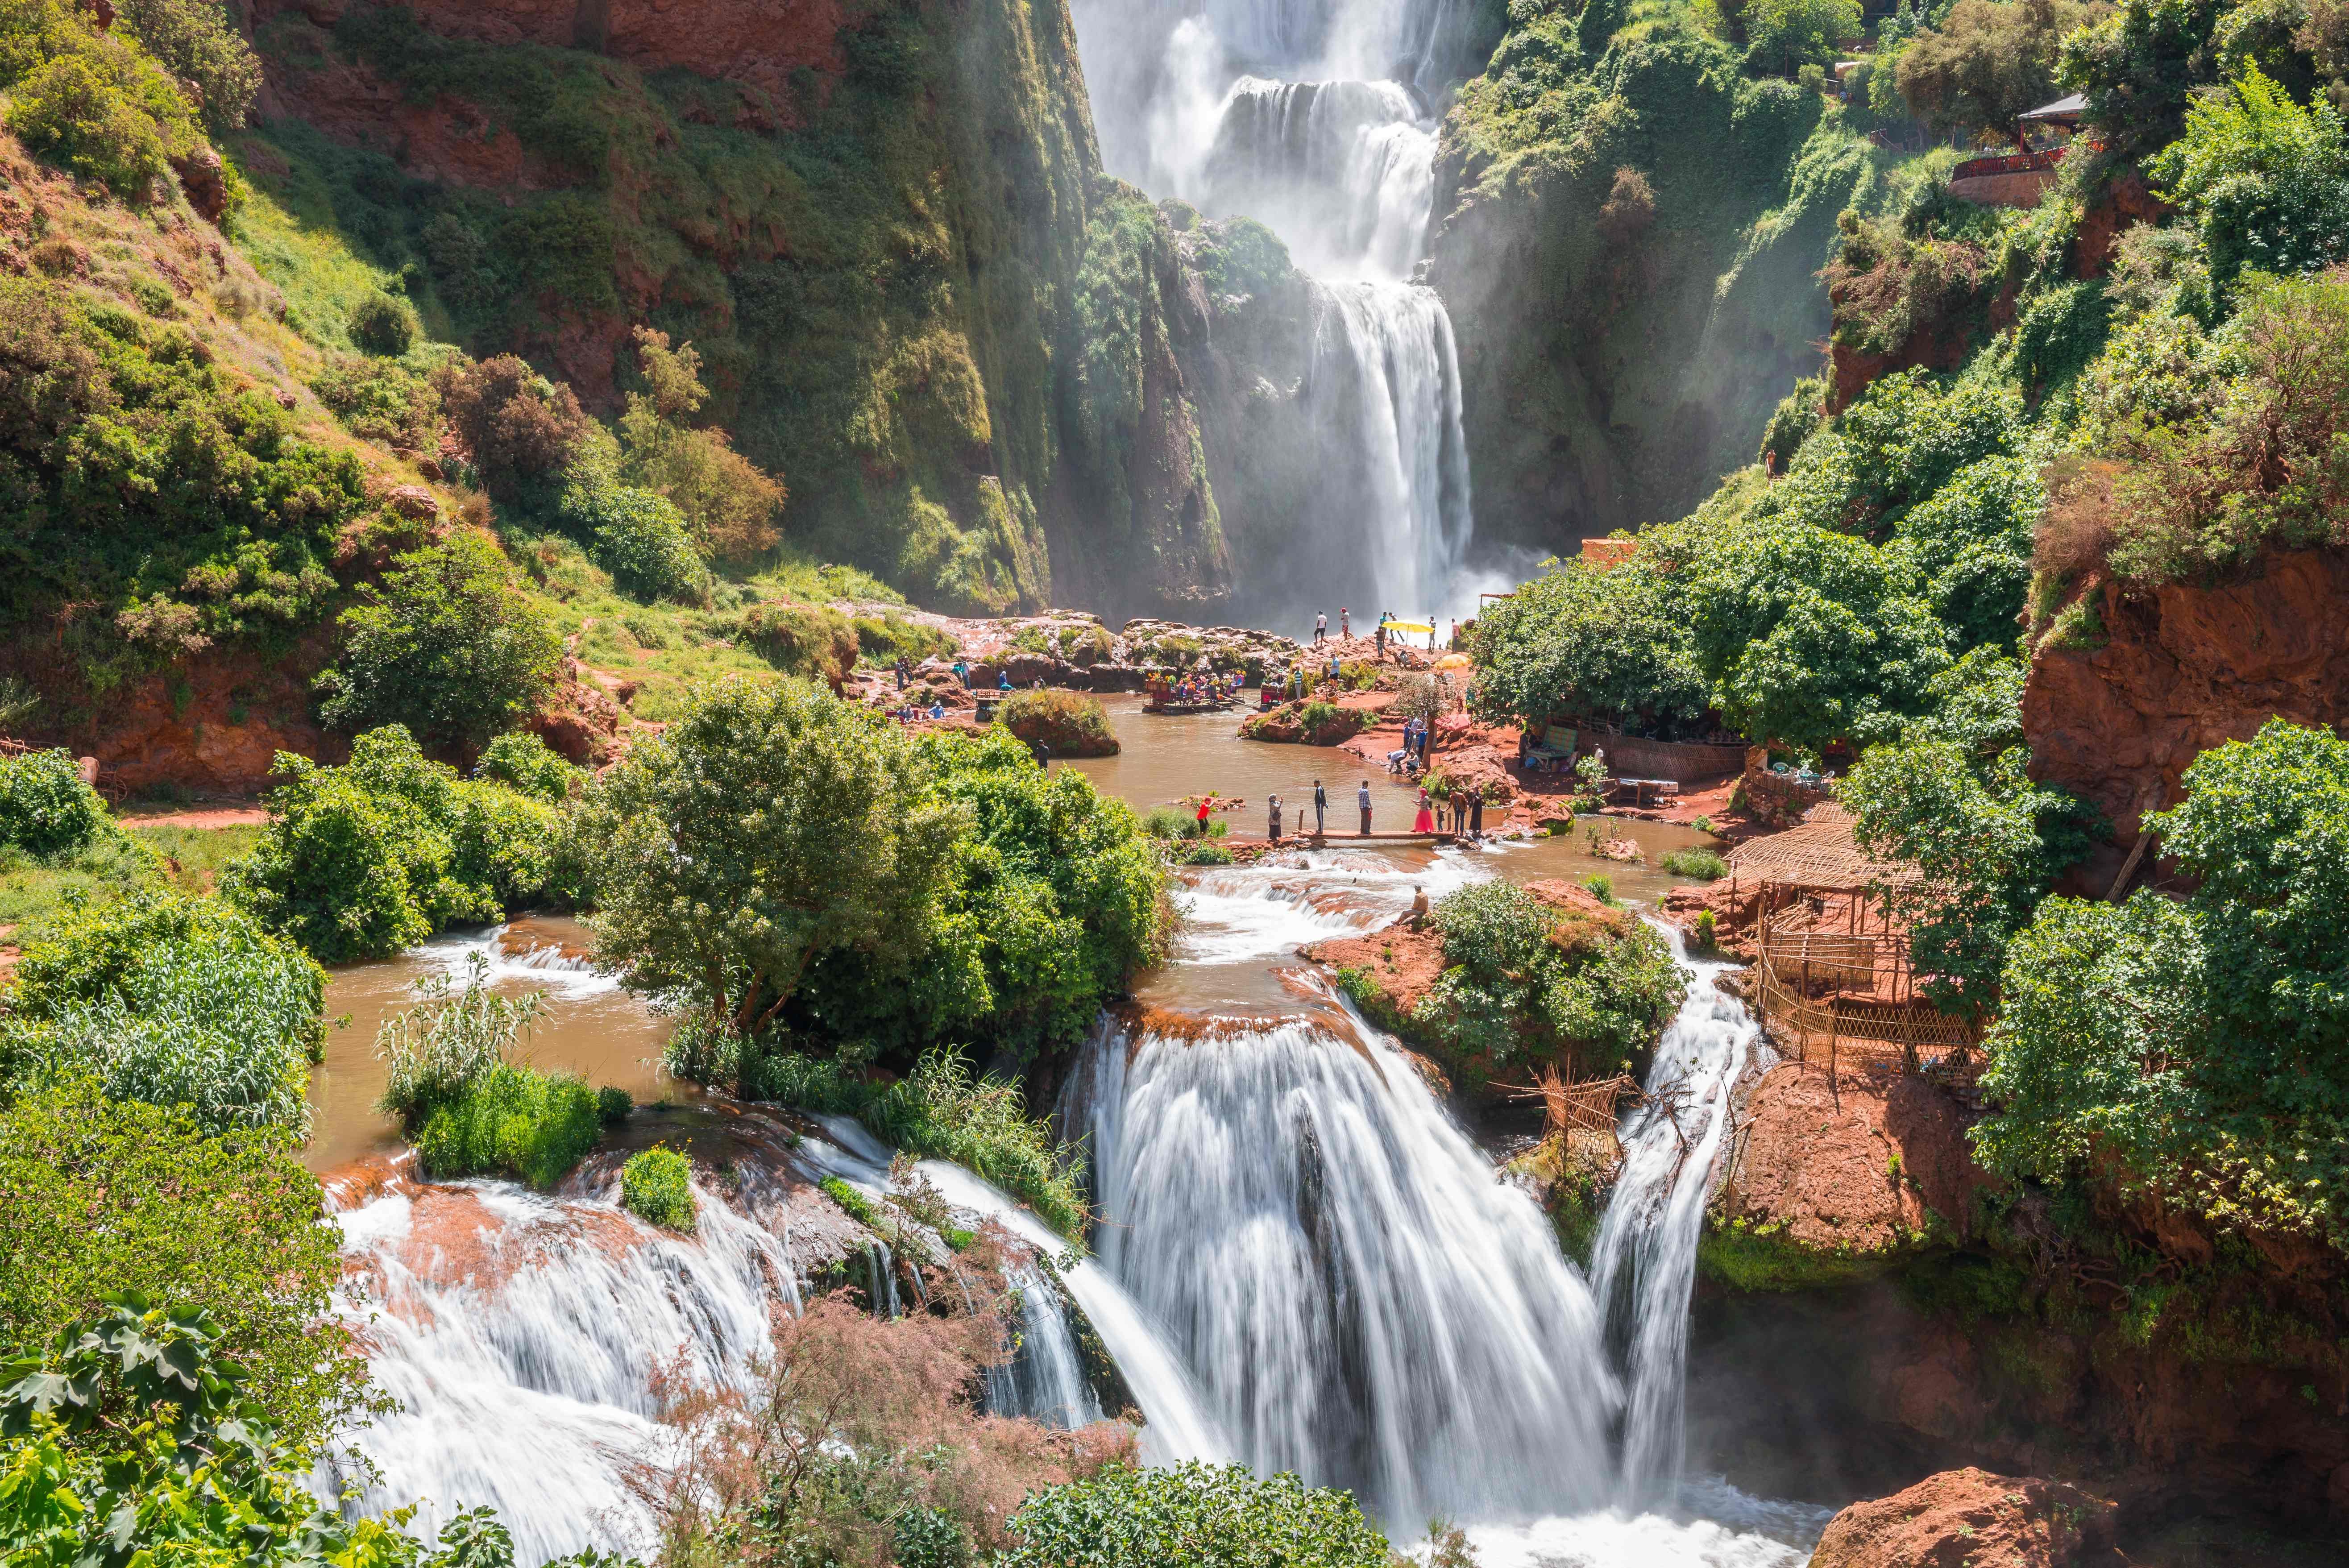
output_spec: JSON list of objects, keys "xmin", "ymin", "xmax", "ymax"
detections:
[{"xmin": 1751, "ymin": 914, "xmax": 1982, "ymax": 1078}]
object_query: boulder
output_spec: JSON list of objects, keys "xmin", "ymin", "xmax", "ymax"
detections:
[
  {"xmin": 1810, "ymin": 1469, "xmax": 2120, "ymax": 1568},
  {"xmin": 386, "ymin": 484, "xmax": 440, "ymax": 521},
  {"xmin": 171, "ymin": 147, "xmax": 227, "ymax": 224}
]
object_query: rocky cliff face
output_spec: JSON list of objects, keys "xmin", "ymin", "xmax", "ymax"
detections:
[
  {"xmin": 244, "ymin": 0, "xmax": 1228, "ymax": 619},
  {"xmin": 1426, "ymin": 12, "xmax": 1873, "ymax": 555},
  {"xmin": 2023, "ymin": 549, "xmax": 2349, "ymax": 841}
]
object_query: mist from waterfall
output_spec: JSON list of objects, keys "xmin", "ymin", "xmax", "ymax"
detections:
[{"xmin": 1073, "ymin": 0, "xmax": 1491, "ymax": 627}]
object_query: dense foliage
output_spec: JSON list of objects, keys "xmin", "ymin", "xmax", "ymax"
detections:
[
  {"xmin": 0, "ymin": 1081, "xmax": 360, "ymax": 1458},
  {"xmin": 1407, "ymin": 881, "xmax": 1686, "ymax": 1079},
  {"xmin": 1466, "ymin": 559, "xmax": 1708, "ymax": 731},
  {"xmin": 994, "ymin": 689, "xmax": 1118, "ymax": 755},
  {"xmin": 1978, "ymin": 721, "xmax": 2349, "ymax": 1245},
  {"xmin": 315, "ymin": 531, "xmax": 564, "ymax": 748},
  {"xmin": 0, "ymin": 892, "xmax": 327, "ymax": 1137},
  {"xmin": 621, "ymin": 1145, "xmax": 696, "ymax": 1232},
  {"xmin": 0, "ymin": 1, "xmax": 202, "ymax": 196},
  {"xmin": 1893, "ymin": 0, "xmax": 2112, "ymax": 134},
  {"xmin": 0, "ymin": 751, "xmax": 112, "ymax": 861},
  {"xmin": 998, "ymin": 1463, "xmax": 1393, "ymax": 1568},
  {"xmin": 224, "ymin": 725, "xmax": 565, "ymax": 960}
]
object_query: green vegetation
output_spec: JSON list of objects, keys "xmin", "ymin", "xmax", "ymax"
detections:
[
  {"xmin": 0, "ymin": 1, "xmax": 203, "ymax": 198},
  {"xmin": 316, "ymin": 531, "xmax": 565, "ymax": 748},
  {"xmin": 1660, "ymin": 847, "xmax": 1729, "ymax": 880},
  {"xmin": 0, "ymin": 750, "xmax": 112, "ymax": 860},
  {"xmin": 0, "ymin": 1080, "xmax": 361, "ymax": 1458},
  {"xmin": 1411, "ymin": 881, "xmax": 1685, "ymax": 1081},
  {"xmin": 1467, "ymin": 557, "xmax": 1708, "ymax": 733},
  {"xmin": 1698, "ymin": 1213, "xmax": 1919, "ymax": 1290},
  {"xmin": 116, "ymin": 0, "xmax": 264, "ymax": 133},
  {"xmin": 0, "ymin": 819, "xmax": 258, "ymax": 927},
  {"xmin": 995, "ymin": 689, "xmax": 1116, "ymax": 755},
  {"xmin": 473, "ymin": 730, "xmax": 581, "ymax": 804},
  {"xmin": 374, "ymin": 954, "xmax": 603, "ymax": 1189},
  {"xmin": 621, "ymin": 1146, "xmax": 696, "ymax": 1231},
  {"xmin": 1978, "ymin": 720, "xmax": 2349, "ymax": 1246},
  {"xmin": 224, "ymin": 725, "xmax": 565, "ymax": 960},
  {"xmin": 0, "ymin": 892, "xmax": 326, "ymax": 1137},
  {"xmin": 1000, "ymin": 1463, "xmax": 1392, "ymax": 1568},
  {"xmin": 1890, "ymin": 0, "xmax": 2111, "ymax": 136}
]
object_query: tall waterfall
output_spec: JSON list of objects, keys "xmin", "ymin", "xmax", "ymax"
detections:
[{"xmin": 1075, "ymin": 0, "xmax": 1482, "ymax": 626}]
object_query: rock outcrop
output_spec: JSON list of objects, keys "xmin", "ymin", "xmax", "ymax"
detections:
[
  {"xmin": 1809, "ymin": 1468, "xmax": 2121, "ymax": 1568},
  {"xmin": 1718, "ymin": 1065, "xmax": 1987, "ymax": 1252},
  {"xmin": 2023, "ymin": 549, "xmax": 2349, "ymax": 840}
]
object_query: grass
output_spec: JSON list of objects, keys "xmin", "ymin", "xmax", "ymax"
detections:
[
  {"xmin": 1660, "ymin": 847, "xmax": 1728, "ymax": 881},
  {"xmin": 0, "ymin": 824, "xmax": 262, "ymax": 929},
  {"xmin": 1697, "ymin": 1214, "xmax": 1916, "ymax": 1292},
  {"xmin": 411, "ymin": 1062, "xmax": 603, "ymax": 1189},
  {"xmin": 621, "ymin": 1145, "xmax": 696, "ymax": 1232}
]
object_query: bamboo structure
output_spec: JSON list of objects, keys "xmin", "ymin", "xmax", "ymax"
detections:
[{"xmin": 1750, "ymin": 910, "xmax": 1982, "ymax": 1077}]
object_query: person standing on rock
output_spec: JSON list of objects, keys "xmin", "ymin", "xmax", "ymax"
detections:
[
  {"xmin": 1452, "ymin": 790, "xmax": 1469, "ymax": 836},
  {"xmin": 1315, "ymin": 611, "xmax": 1327, "ymax": 644},
  {"xmin": 1341, "ymin": 607, "xmax": 1350, "ymax": 639},
  {"xmin": 1374, "ymin": 618, "xmax": 1387, "ymax": 659},
  {"xmin": 895, "ymin": 657, "xmax": 909, "ymax": 692},
  {"xmin": 1469, "ymin": 790, "xmax": 1484, "ymax": 841},
  {"xmin": 1269, "ymin": 795, "xmax": 1283, "ymax": 842},
  {"xmin": 1358, "ymin": 779, "xmax": 1373, "ymax": 836},
  {"xmin": 1313, "ymin": 779, "xmax": 1327, "ymax": 836}
]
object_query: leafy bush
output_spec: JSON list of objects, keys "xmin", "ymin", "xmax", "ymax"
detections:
[
  {"xmin": 1891, "ymin": 0, "xmax": 2110, "ymax": 136},
  {"xmin": 0, "ymin": 750, "xmax": 109, "ymax": 860},
  {"xmin": 1139, "ymin": 805, "xmax": 1191, "ymax": 839},
  {"xmin": 1978, "ymin": 720, "xmax": 2349, "ymax": 1245},
  {"xmin": 473, "ymin": 730, "xmax": 581, "ymax": 803},
  {"xmin": 1743, "ymin": 0, "xmax": 1863, "ymax": 75},
  {"xmin": 1000, "ymin": 1463, "xmax": 1391, "ymax": 1568},
  {"xmin": 114, "ymin": 0, "xmax": 262, "ymax": 130},
  {"xmin": 0, "ymin": 1080, "xmax": 361, "ymax": 1458},
  {"xmin": 996, "ymin": 689, "xmax": 1116, "ymax": 755},
  {"xmin": 622, "ymin": 1145, "xmax": 697, "ymax": 1231},
  {"xmin": 1468, "ymin": 556, "xmax": 1708, "ymax": 730},
  {"xmin": 1580, "ymin": 872, "xmax": 1616, "ymax": 904},
  {"xmin": 853, "ymin": 613, "xmax": 958, "ymax": 667},
  {"xmin": 597, "ymin": 1084, "xmax": 633, "ymax": 1124},
  {"xmin": 0, "ymin": 2, "xmax": 201, "ymax": 196},
  {"xmin": 374, "ymin": 952, "xmax": 544, "ymax": 1122},
  {"xmin": 317, "ymin": 531, "xmax": 564, "ymax": 748},
  {"xmin": 1, "ymin": 892, "xmax": 326, "ymax": 1137},
  {"xmin": 787, "ymin": 728, "xmax": 1167, "ymax": 1068},
  {"xmin": 1182, "ymin": 840, "xmax": 1236, "ymax": 865},
  {"xmin": 311, "ymin": 352, "xmax": 442, "ymax": 450},
  {"xmin": 412, "ymin": 1063, "xmax": 602, "ymax": 1188},
  {"xmin": 347, "ymin": 290, "xmax": 419, "ymax": 356},
  {"xmin": 1410, "ymin": 881, "xmax": 1684, "ymax": 1080},
  {"xmin": 224, "ymin": 726, "xmax": 563, "ymax": 960},
  {"xmin": 2149, "ymin": 62, "xmax": 2349, "ymax": 287},
  {"xmin": 1660, "ymin": 847, "xmax": 1728, "ymax": 880},
  {"xmin": 615, "ymin": 329, "xmax": 784, "ymax": 565},
  {"xmin": 562, "ymin": 472, "xmax": 710, "ymax": 604},
  {"xmin": 436, "ymin": 354, "xmax": 591, "ymax": 506}
]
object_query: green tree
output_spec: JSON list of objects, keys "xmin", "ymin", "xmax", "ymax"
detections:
[
  {"xmin": 0, "ymin": 751, "xmax": 111, "ymax": 860},
  {"xmin": 1467, "ymin": 558, "xmax": 1709, "ymax": 730},
  {"xmin": 113, "ymin": 0, "xmax": 262, "ymax": 131},
  {"xmin": 0, "ymin": 2, "xmax": 202, "ymax": 196},
  {"xmin": 224, "ymin": 726, "xmax": 562, "ymax": 961},
  {"xmin": 2060, "ymin": 0, "xmax": 2233, "ymax": 162},
  {"xmin": 1893, "ymin": 0, "xmax": 2112, "ymax": 136},
  {"xmin": 569, "ymin": 676, "xmax": 963, "ymax": 1054},
  {"xmin": 2147, "ymin": 61, "xmax": 2349, "ymax": 286},
  {"xmin": 316, "ymin": 532, "xmax": 563, "ymax": 749},
  {"xmin": 999, "ymin": 1464, "xmax": 1393, "ymax": 1568},
  {"xmin": 615, "ymin": 328, "xmax": 784, "ymax": 566},
  {"xmin": 1744, "ymin": 0, "xmax": 1864, "ymax": 75},
  {"xmin": 0, "ymin": 892, "xmax": 326, "ymax": 1137},
  {"xmin": 1976, "ymin": 720, "xmax": 2349, "ymax": 1243},
  {"xmin": 0, "ymin": 1082, "xmax": 362, "ymax": 1459}
]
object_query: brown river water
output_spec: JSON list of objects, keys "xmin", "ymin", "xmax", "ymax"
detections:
[{"xmin": 303, "ymin": 698, "xmax": 1713, "ymax": 1167}]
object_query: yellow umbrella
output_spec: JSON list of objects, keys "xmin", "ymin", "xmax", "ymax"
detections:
[{"xmin": 1385, "ymin": 620, "xmax": 1434, "ymax": 635}]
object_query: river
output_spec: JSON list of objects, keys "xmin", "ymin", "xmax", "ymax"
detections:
[{"xmin": 306, "ymin": 704, "xmax": 1830, "ymax": 1564}]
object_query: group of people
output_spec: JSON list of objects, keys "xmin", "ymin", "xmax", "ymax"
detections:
[
  {"xmin": 891, "ymin": 697, "xmax": 948, "ymax": 723},
  {"xmin": 1260, "ymin": 777, "xmax": 1482, "ymax": 841},
  {"xmin": 1154, "ymin": 669, "xmax": 1244, "ymax": 706},
  {"xmin": 1410, "ymin": 785, "xmax": 1484, "ymax": 838}
]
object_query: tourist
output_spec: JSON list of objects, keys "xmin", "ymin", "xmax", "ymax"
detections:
[
  {"xmin": 928, "ymin": 698, "xmax": 945, "ymax": 721},
  {"xmin": 1409, "ymin": 884, "xmax": 1430, "ymax": 928},
  {"xmin": 1269, "ymin": 794, "xmax": 1282, "ymax": 842},
  {"xmin": 895, "ymin": 657, "xmax": 909, "ymax": 691},
  {"xmin": 1413, "ymin": 789, "xmax": 1434, "ymax": 834},
  {"xmin": 1197, "ymin": 795, "xmax": 1213, "ymax": 834},
  {"xmin": 998, "ymin": 669, "xmax": 1012, "ymax": 691},
  {"xmin": 1451, "ymin": 790, "xmax": 1468, "ymax": 835},
  {"xmin": 953, "ymin": 658, "xmax": 970, "ymax": 688},
  {"xmin": 1374, "ymin": 619, "xmax": 1386, "ymax": 658},
  {"xmin": 1315, "ymin": 610, "xmax": 1327, "ymax": 643},
  {"xmin": 1313, "ymin": 779, "xmax": 1326, "ymax": 836},
  {"xmin": 1469, "ymin": 790, "xmax": 1484, "ymax": 841},
  {"xmin": 1032, "ymin": 738, "xmax": 1050, "ymax": 768},
  {"xmin": 1357, "ymin": 779, "xmax": 1372, "ymax": 835},
  {"xmin": 1341, "ymin": 607, "xmax": 1350, "ymax": 639}
]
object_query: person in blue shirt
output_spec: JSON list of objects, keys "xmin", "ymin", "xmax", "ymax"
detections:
[
  {"xmin": 928, "ymin": 698, "xmax": 945, "ymax": 720},
  {"xmin": 997, "ymin": 669, "xmax": 1012, "ymax": 691}
]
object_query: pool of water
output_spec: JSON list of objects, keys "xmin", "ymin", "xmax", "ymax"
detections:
[
  {"xmin": 1064, "ymin": 695, "xmax": 1418, "ymax": 826},
  {"xmin": 305, "ymin": 917, "xmax": 688, "ymax": 1173}
]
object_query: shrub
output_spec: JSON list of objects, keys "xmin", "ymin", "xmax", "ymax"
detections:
[
  {"xmin": 615, "ymin": 329, "xmax": 784, "ymax": 565},
  {"xmin": 374, "ymin": 951, "xmax": 545, "ymax": 1123},
  {"xmin": 1182, "ymin": 840, "xmax": 1236, "ymax": 865},
  {"xmin": 346, "ymin": 290, "xmax": 418, "ymax": 357},
  {"xmin": 853, "ymin": 612, "xmax": 957, "ymax": 667},
  {"xmin": 622, "ymin": 1145, "xmax": 697, "ymax": 1231},
  {"xmin": 1891, "ymin": 0, "xmax": 2109, "ymax": 136},
  {"xmin": 0, "ymin": 1080, "xmax": 361, "ymax": 1458},
  {"xmin": 114, "ymin": 0, "xmax": 262, "ymax": 130},
  {"xmin": 1466, "ymin": 557, "xmax": 1708, "ymax": 730},
  {"xmin": 412, "ymin": 1062, "xmax": 601, "ymax": 1188},
  {"xmin": 2147, "ymin": 61, "xmax": 2349, "ymax": 287},
  {"xmin": 317, "ymin": 531, "xmax": 564, "ymax": 748},
  {"xmin": 996, "ymin": 689, "xmax": 1117, "ymax": 755},
  {"xmin": 0, "ymin": 4, "xmax": 201, "ymax": 197},
  {"xmin": 1743, "ymin": 0, "xmax": 1863, "ymax": 75},
  {"xmin": 1, "ymin": 892, "xmax": 325, "ymax": 1137},
  {"xmin": 436, "ymin": 354, "xmax": 591, "ymax": 506},
  {"xmin": 224, "ymin": 726, "xmax": 563, "ymax": 960},
  {"xmin": 1580, "ymin": 872, "xmax": 1617, "ymax": 904},
  {"xmin": 1139, "ymin": 805, "xmax": 1190, "ymax": 839},
  {"xmin": 1660, "ymin": 847, "xmax": 1728, "ymax": 881},
  {"xmin": 0, "ymin": 749, "xmax": 109, "ymax": 859},
  {"xmin": 311, "ymin": 352, "xmax": 441, "ymax": 450},
  {"xmin": 1693, "ymin": 908, "xmax": 1719, "ymax": 949},
  {"xmin": 473, "ymin": 730, "xmax": 581, "ymax": 804},
  {"xmin": 1000, "ymin": 1463, "xmax": 1392, "ymax": 1568},
  {"xmin": 597, "ymin": 1083, "xmax": 633, "ymax": 1124},
  {"xmin": 563, "ymin": 474, "xmax": 709, "ymax": 604}
]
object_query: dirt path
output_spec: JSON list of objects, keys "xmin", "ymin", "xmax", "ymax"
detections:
[{"xmin": 117, "ymin": 805, "xmax": 268, "ymax": 829}]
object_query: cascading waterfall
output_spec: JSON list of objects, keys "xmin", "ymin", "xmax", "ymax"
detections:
[{"xmin": 1073, "ymin": 0, "xmax": 1481, "ymax": 624}]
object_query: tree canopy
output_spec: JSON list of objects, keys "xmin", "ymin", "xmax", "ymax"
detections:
[{"xmin": 1467, "ymin": 559, "xmax": 1709, "ymax": 731}]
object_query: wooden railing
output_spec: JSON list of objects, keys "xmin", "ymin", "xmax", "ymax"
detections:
[
  {"xmin": 1751, "ymin": 913, "xmax": 1983, "ymax": 1077},
  {"xmin": 1950, "ymin": 146, "xmax": 2064, "ymax": 182}
]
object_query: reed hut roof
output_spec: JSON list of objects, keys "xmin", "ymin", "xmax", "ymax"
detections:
[{"xmin": 1725, "ymin": 801, "xmax": 1924, "ymax": 892}]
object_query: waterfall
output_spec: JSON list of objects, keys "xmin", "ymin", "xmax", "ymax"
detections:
[
  {"xmin": 1072, "ymin": 0, "xmax": 1481, "ymax": 628},
  {"xmin": 1081, "ymin": 1008, "xmax": 1619, "ymax": 1526},
  {"xmin": 1589, "ymin": 934, "xmax": 1767, "ymax": 1502}
]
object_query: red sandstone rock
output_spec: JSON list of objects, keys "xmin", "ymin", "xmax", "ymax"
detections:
[
  {"xmin": 1809, "ymin": 1468, "xmax": 2121, "ymax": 1568},
  {"xmin": 1722, "ymin": 1063, "xmax": 1988, "ymax": 1250},
  {"xmin": 2023, "ymin": 551, "xmax": 2349, "ymax": 840},
  {"xmin": 171, "ymin": 147, "xmax": 227, "ymax": 223},
  {"xmin": 527, "ymin": 662, "xmax": 625, "ymax": 766},
  {"xmin": 386, "ymin": 483, "xmax": 440, "ymax": 520}
]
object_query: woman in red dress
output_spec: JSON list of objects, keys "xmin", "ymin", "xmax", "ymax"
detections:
[{"xmin": 1412, "ymin": 789, "xmax": 1435, "ymax": 834}]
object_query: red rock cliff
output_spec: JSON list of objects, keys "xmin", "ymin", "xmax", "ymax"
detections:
[{"xmin": 2022, "ymin": 550, "xmax": 2349, "ymax": 840}]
